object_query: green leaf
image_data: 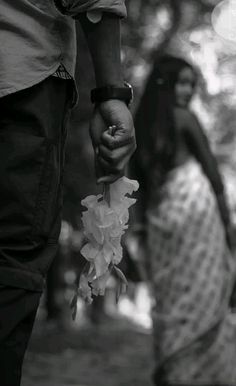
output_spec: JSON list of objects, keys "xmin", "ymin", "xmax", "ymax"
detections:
[
  {"xmin": 70, "ymin": 293, "xmax": 78, "ymax": 321},
  {"xmin": 121, "ymin": 282, "xmax": 127, "ymax": 295},
  {"xmin": 114, "ymin": 266, "xmax": 128, "ymax": 286},
  {"xmin": 116, "ymin": 280, "xmax": 122, "ymax": 304},
  {"xmin": 71, "ymin": 303, "xmax": 77, "ymax": 321},
  {"xmin": 70, "ymin": 293, "xmax": 77, "ymax": 309}
]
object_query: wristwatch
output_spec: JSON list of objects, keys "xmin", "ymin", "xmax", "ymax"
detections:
[{"xmin": 91, "ymin": 82, "xmax": 133, "ymax": 106}]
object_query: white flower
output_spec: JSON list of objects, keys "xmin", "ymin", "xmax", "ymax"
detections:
[{"xmin": 76, "ymin": 176, "xmax": 139, "ymax": 303}]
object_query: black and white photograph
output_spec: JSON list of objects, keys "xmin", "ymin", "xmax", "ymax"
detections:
[{"xmin": 0, "ymin": 1, "xmax": 236, "ymax": 386}]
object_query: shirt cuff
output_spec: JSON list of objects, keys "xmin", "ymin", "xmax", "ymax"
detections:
[{"xmin": 54, "ymin": 0, "xmax": 127, "ymax": 19}]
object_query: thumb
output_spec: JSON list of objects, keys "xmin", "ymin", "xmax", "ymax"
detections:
[
  {"xmin": 89, "ymin": 108, "xmax": 105, "ymax": 149},
  {"xmin": 94, "ymin": 147, "xmax": 104, "ymax": 183}
]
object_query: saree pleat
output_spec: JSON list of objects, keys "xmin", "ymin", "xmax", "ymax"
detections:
[{"xmin": 147, "ymin": 158, "xmax": 236, "ymax": 385}]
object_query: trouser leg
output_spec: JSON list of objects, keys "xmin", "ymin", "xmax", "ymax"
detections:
[
  {"xmin": 0, "ymin": 76, "xmax": 72, "ymax": 290},
  {"xmin": 0, "ymin": 76, "xmax": 73, "ymax": 384},
  {"xmin": 0, "ymin": 286, "xmax": 41, "ymax": 386}
]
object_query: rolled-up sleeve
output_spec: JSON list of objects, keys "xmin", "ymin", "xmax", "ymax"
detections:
[{"xmin": 54, "ymin": 0, "xmax": 127, "ymax": 18}]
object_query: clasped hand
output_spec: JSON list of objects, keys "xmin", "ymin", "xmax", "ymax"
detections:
[{"xmin": 89, "ymin": 99, "xmax": 136, "ymax": 184}]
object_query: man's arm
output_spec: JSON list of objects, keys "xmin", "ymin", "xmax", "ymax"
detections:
[
  {"xmin": 78, "ymin": 12, "xmax": 136, "ymax": 183},
  {"xmin": 55, "ymin": 1, "xmax": 136, "ymax": 183},
  {"xmin": 77, "ymin": 12, "xmax": 123, "ymax": 88}
]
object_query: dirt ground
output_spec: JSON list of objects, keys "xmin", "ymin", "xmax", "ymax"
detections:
[{"xmin": 21, "ymin": 315, "xmax": 154, "ymax": 386}]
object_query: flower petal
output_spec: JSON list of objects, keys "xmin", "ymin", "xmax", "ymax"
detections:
[{"xmin": 91, "ymin": 270, "xmax": 110, "ymax": 296}]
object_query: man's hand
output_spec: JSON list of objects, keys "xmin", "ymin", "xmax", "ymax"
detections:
[
  {"xmin": 77, "ymin": 12, "xmax": 136, "ymax": 183},
  {"xmin": 89, "ymin": 100, "xmax": 136, "ymax": 183}
]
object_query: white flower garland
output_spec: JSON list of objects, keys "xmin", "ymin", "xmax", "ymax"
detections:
[{"xmin": 71, "ymin": 176, "xmax": 139, "ymax": 319}]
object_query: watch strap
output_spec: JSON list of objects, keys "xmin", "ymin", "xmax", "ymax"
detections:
[{"xmin": 91, "ymin": 84, "xmax": 133, "ymax": 106}]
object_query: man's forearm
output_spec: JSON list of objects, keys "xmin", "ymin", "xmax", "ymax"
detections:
[{"xmin": 78, "ymin": 12, "xmax": 124, "ymax": 87}]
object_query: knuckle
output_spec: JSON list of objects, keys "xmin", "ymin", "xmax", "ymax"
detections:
[
  {"xmin": 107, "ymin": 152, "xmax": 116, "ymax": 163},
  {"xmin": 108, "ymin": 164, "xmax": 121, "ymax": 173},
  {"xmin": 114, "ymin": 164, "xmax": 123, "ymax": 173},
  {"xmin": 106, "ymin": 140, "xmax": 116, "ymax": 150}
]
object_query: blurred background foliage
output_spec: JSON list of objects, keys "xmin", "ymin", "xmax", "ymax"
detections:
[
  {"xmin": 45, "ymin": 0, "xmax": 236, "ymax": 321},
  {"xmin": 64, "ymin": 0, "xmax": 236, "ymax": 229}
]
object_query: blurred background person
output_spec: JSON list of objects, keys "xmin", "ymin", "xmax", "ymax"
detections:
[{"xmin": 130, "ymin": 54, "xmax": 236, "ymax": 385}]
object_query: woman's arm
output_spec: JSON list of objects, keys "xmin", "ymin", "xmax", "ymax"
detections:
[
  {"xmin": 183, "ymin": 110, "xmax": 231, "ymax": 241},
  {"xmin": 183, "ymin": 111, "xmax": 224, "ymax": 193}
]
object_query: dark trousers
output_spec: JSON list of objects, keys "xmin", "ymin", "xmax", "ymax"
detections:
[
  {"xmin": 0, "ymin": 286, "xmax": 40, "ymax": 386},
  {"xmin": 0, "ymin": 76, "xmax": 72, "ymax": 385}
]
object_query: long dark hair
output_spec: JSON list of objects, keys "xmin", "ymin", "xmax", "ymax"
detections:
[{"xmin": 131, "ymin": 55, "xmax": 195, "ymax": 197}]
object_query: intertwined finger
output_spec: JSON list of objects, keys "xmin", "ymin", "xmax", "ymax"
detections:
[{"xmin": 101, "ymin": 130, "xmax": 136, "ymax": 150}]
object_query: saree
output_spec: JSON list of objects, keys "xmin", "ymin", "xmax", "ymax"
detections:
[{"xmin": 146, "ymin": 158, "xmax": 236, "ymax": 385}]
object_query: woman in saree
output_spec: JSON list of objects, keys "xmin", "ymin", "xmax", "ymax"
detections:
[{"xmin": 131, "ymin": 54, "xmax": 236, "ymax": 385}]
